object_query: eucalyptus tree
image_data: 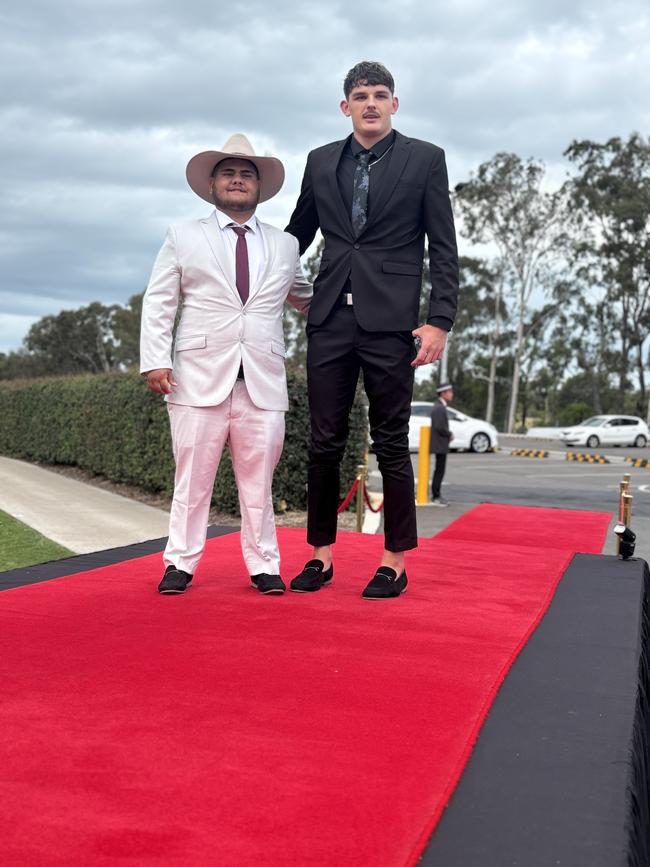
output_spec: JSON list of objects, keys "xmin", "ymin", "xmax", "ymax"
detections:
[
  {"xmin": 454, "ymin": 153, "xmax": 570, "ymax": 432},
  {"xmin": 564, "ymin": 134, "xmax": 650, "ymax": 418}
]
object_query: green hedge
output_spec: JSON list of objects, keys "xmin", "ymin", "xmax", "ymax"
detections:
[{"xmin": 0, "ymin": 371, "xmax": 368, "ymax": 515}]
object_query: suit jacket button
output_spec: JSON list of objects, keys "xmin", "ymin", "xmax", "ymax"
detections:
[{"xmin": 353, "ymin": 243, "xmax": 360, "ymax": 250}]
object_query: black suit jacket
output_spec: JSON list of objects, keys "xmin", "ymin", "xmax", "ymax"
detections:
[
  {"xmin": 285, "ymin": 130, "xmax": 459, "ymax": 332},
  {"xmin": 429, "ymin": 400, "xmax": 452, "ymax": 454}
]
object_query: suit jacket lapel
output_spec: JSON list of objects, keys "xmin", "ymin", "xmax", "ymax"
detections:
[
  {"xmin": 361, "ymin": 131, "xmax": 411, "ymax": 234},
  {"xmin": 199, "ymin": 215, "xmax": 241, "ymax": 304},
  {"xmin": 248, "ymin": 221, "xmax": 273, "ymax": 303},
  {"xmin": 326, "ymin": 138, "xmax": 355, "ymax": 240}
]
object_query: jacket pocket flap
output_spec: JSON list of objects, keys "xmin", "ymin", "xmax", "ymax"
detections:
[
  {"xmin": 271, "ymin": 341, "xmax": 287, "ymax": 358},
  {"xmin": 175, "ymin": 335, "xmax": 207, "ymax": 352},
  {"xmin": 382, "ymin": 260, "xmax": 422, "ymax": 276}
]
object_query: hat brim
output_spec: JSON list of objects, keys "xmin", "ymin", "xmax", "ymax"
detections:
[{"xmin": 186, "ymin": 150, "xmax": 285, "ymax": 204}]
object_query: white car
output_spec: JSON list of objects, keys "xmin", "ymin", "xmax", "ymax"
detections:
[
  {"xmin": 560, "ymin": 415, "xmax": 649, "ymax": 448},
  {"xmin": 408, "ymin": 402, "xmax": 499, "ymax": 453}
]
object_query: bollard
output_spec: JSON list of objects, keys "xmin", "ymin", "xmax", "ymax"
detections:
[
  {"xmin": 617, "ymin": 480, "xmax": 627, "ymax": 555},
  {"xmin": 416, "ymin": 426, "xmax": 431, "ymax": 505},
  {"xmin": 614, "ymin": 478, "xmax": 636, "ymax": 559},
  {"xmin": 623, "ymin": 491, "xmax": 633, "ymax": 528},
  {"xmin": 356, "ymin": 462, "xmax": 367, "ymax": 533}
]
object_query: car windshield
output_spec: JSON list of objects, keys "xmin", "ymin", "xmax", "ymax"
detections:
[{"xmin": 580, "ymin": 417, "xmax": 607, "ymax": 427}]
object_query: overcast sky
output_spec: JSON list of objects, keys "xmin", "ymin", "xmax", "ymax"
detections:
[{"xmin": 0, "ymin": 0, "xmax": 648, "ymax": 353}]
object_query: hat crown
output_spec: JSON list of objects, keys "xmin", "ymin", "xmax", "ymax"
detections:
[{"xmin": 220, "ymin": 133, "xmax": 256, "ymax": 158}]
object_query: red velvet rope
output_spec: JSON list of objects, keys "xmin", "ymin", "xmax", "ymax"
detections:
[
  {"xmin": 336, "ymin": 477, "xmax": 385, "ymax": 515},
  {"xmin": 363, "ymin": 483, "xmax": 385, "ymax": 513},
  {"xmin": 337, "ymin": 477, "xmax": 360, "ymax": 513}
]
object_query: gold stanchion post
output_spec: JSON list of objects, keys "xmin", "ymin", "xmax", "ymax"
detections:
[
  {"xmin": 416, "ymin": 426, "xmax": 431, "ymax": 505},
  {"xmin": 617, "ymin": 480, "xmax": 627, "ymax": 555},
  {"xmin": 356, "ymin": 461, "xmax": 367, "ymax": 533},
  {"xmin": 623, "ymin": 491, "xmax": 633, "ymax": 529}
]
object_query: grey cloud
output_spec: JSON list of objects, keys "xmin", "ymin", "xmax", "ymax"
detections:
[{"xmin": 0, "ymin": 0, "xmax": 647, "ymax": 351}]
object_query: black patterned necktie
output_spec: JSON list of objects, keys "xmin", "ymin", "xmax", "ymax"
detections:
[{"xmin": 351, "ymin": 150, "xmax": 372, "ymax": 235}]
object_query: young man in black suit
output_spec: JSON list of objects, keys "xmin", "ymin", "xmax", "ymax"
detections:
[{"xmin": 286, "ymin": 61, "xmax": 459, "ymax": 599}]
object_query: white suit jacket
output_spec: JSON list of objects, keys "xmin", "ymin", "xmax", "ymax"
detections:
[{"xmin": 140, "ymin": 211, "xmax": 312, "ymax": 411}]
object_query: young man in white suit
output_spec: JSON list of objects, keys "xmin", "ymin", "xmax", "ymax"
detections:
[{"xmin": 140, "ymin": 134, "xmax": 312, "ymax": 596}]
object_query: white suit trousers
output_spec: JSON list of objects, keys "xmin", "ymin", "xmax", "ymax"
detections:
[{"xmin": 163, "ymin": 381, "xmax": 285, "ymax": 577}]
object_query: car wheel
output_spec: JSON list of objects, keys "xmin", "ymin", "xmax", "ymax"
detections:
[
  {"xmin": 586, "ymin": 435, "xmax": 600, "ymax": 448},
  {"xmin": 634, "ymin": 434, "xmax": 647, "ymax": 448},
  {"xmin": 470, "ymin": 432, "xmax": 491, "ymax": 454}
]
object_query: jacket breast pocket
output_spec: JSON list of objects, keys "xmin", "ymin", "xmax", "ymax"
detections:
[
  {"xmin": 175, "ymin": 335, "xmax": 207, "ymax": 352},
  {"xmin": 382, "ymin": 261, "xmax": 422, "ymax": 277}
]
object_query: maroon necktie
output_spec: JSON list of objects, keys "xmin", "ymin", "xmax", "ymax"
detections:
[{"xmin": 230, "ymin": 225, "xmax": 250, "ymax": 304}]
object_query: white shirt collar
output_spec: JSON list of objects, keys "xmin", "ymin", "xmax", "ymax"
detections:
[
  {"xmin": 214, "ymin": 208, "xmax": 258, "ymax": 234},
  {"xmin": 439, "ymin": 397, "xmax": 447, "ymax": 406}
]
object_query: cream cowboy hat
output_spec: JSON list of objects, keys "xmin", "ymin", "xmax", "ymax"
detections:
[{"xmin": 186, "ymin": 133, "xmax": 285, "ymax": 204}]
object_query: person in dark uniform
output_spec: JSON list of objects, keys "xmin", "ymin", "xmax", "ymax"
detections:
[
  {"xmin": 285, "ymin": 60, "xmax": 459, "ymax": 599},
  {"xmin": 429, "ymin": 383, "xmax": 454, "ymax": 506}
]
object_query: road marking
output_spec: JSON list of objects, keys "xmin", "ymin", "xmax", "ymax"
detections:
[{"xmin": 525, "ymin": 472, "xmax": 634, "ymax": 478}]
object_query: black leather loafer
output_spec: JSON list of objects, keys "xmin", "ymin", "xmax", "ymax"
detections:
[
  {"xmin": 361, "ymin": 567, "xmax": 408, "ymax": 599},
  {"xmin": 290, "ymin": 559, "xmax": 334, "ymax": 593},
  {"xmin": 250, "ymin": 573, "xmax": 286, "ymax": 595},
  {"xmin": 158, "ymin": 565, "xmax": 193, "ymax": 594}
]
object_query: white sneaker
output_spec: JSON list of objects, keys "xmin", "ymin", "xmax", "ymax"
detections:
[{"xmin": 431, "ymin": 497, "xmax": 449, "ymax": 507}]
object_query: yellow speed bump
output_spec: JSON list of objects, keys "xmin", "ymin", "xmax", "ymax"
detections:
[
  {"xmin": 625, "ymin": 457, "xmax": 650, "ymax": 468},
  {"xmin": 510, "ymin": 449, "xmax": 549, "ymax": 458},
  {"xmin": 565, "ymin": 452, "xmax": 609, "ymax": 464}
]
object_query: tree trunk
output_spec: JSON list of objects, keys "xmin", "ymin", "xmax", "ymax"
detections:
[
  {"xmin": 507, "ymin": 312, "xmax": 525, "ymax": 433},
  {"xmin": 636, "ymin": 343, "xmax": 647, "ymax": 419},
  {"xmin": 485, "ymin": 277, "xmax": 502, "ymax": 425},
  {"xmin": 486, "ymin": 348, "xmax": 497, "ymax": 424}
]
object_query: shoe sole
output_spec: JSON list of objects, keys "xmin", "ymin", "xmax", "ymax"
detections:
[
  {"xmin": 290, "ymin": 579, "xmax": 332, "ymax": 593},
  {"xmin": 158, "ymin": 584, "xmax": 192, "ymax": 595},
  {"xmin": 362, "ymin": 588, "xmax": 407, "ymax": 600},
  {"xmin": 250, "ymin": 582, "xmax": 285, "ymax": 595}
]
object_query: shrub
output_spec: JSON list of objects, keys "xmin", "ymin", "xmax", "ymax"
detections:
[{"xmin": 0, "ymin": 371, "xmax": 368, "ymax": 515}]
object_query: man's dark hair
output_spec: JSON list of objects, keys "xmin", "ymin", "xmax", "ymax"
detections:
[{"xmin": 343, "ymin": 61, "xmax": 395, "ymax": 98}]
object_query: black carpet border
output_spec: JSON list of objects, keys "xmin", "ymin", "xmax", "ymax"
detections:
[
  {"xmin": 627, "ymin": 559, "xmax": 650, "ymax": 867},
  {"xmin": 419, "ymin": 553, "xmax": 650, "ymax": 867},
  {"xmin": 0, "ymin": 525, "xmax": 238, "ymax": 591}
]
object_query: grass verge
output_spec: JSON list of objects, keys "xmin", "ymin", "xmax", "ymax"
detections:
[{"xmin": 0, "ymin": 509, "xmax": 73, "ymax": 571}]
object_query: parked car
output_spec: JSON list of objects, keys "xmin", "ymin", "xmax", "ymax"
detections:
[
  {"xmin": 408, "ymin": 402, "xmax": 499, "ymax": 453},
  {"xmin": 559, "ymin": 415, "xmax": 649, "ymax": 448}
]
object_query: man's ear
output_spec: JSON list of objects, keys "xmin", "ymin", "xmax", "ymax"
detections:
[
  {"xmin": 391, "ymin": 97, "xmax": 399, "ymax": 115},
  {"xmin": 340, "ymin": 99, "xmax": 351, "ymax": 117}
]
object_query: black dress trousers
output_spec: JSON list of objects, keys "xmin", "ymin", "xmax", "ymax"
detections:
[{"xmin": 306, "ymin": 305, "xmax": 418, "ymax": 552}]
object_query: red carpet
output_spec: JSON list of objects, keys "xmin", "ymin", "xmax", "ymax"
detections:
[{"xmin": 0, "ymin": 504, "xmax": 610, "ymax": 866}]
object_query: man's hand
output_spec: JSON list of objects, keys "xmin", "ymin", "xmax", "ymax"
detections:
[
  {"xmin": 411, "ymin": 324, "xmax": 447, "ymax": 367},
  {"xmin": 144, "ymin": 368, "xmax": 177, "ymax": 395}
]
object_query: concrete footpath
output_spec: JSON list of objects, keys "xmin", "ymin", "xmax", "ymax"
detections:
[{"xmin": 0, "ymin": 456, "xmax": 170, "ymax": 554}]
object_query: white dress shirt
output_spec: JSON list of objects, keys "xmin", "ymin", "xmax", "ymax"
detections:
[{"xmin": 214, "ymin": 207, "xmax": 266, "ymax": 290}]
